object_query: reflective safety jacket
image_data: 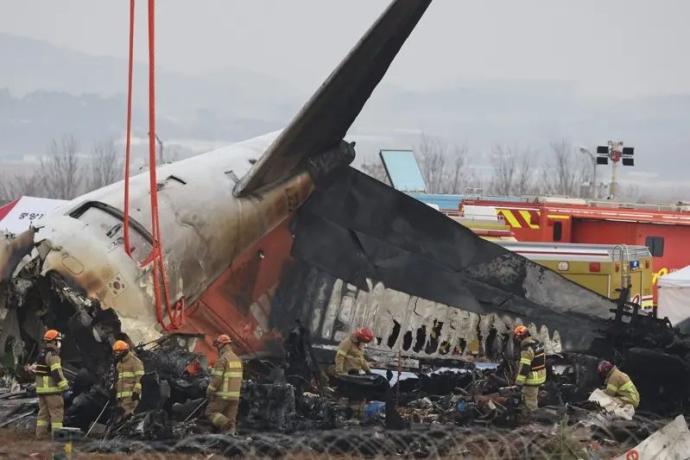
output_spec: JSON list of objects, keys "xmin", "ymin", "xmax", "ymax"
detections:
[
  {"xmin": 516, "ymin": 337, "xmax": 546, "ymax": 386},
  {"xmin": 605, "ymin": 366, "xmax": 640, "ymax": 408},
  {"xmin": 34, "ymin": 349, "xmax": 69, "ymax": 395},
  {"xmin": 115, "ymin": 351, "xmax": 145, "ymax": 400},
  {"xmin": 335, "ymin": 336, "xmax": 371, "ymax": 375},
  {"xmin": 208, "ymin": 346, "xmax": 243, "ymax": 401}
]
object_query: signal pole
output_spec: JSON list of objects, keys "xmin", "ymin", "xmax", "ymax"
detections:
[
  {"xmin": 609, "ymin": 141, "xmax": 622, "ymax": 199},
  {"xmin": 595, "ymin": 141, "xmax": 634, "ymax": 200}
]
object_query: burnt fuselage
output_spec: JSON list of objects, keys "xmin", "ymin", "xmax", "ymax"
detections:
[{"xmin": 3, "ymin": 133, "xmax": 312, "ymax": 350}]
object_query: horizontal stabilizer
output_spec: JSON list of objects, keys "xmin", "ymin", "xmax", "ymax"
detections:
[{"xmin": 289, "ymin": 167, "xmax": 615, "ymax": 352}]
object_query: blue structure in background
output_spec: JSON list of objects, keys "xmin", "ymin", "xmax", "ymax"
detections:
[
  {"xmin": 379, "ymin": 149, "xmax": 427, "ymax": 192},
  {"xmin": 406, "ymin": 193, "xmax": 527, "ymax": 210},
  {"xmin": 376, "ymin": 148, "xmax": 528, "ymax": 210},
  {"xmin": 407, "ymin": 193, "xmax": 465, "ymax": 210}
]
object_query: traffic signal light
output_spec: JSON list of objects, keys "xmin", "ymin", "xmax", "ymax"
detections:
[{"xmin": 621, "ymin": 146, "xmax": 634, "ymax": 166}]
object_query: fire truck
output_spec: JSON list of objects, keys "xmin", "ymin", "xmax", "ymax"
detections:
[
  {"xmin": 444, "ymin": 204, "xmax": 516, "ymax": 241},
  {"xmin": 499, "ymin": 241, "xmax": 654, "ymax": 308},
  {"xmin": 460, "ymin": 197, "xmax": 690, "ymax": 303}
]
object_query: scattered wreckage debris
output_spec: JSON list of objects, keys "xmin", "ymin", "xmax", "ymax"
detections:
[
  {"xmin": 4, "ymin": 221, "xmax": 690, "ymax": 458},
  {"xmin": 614, "ymin": 415, "xmax": 690, "ymax": 460},
  {"xmin": 0, "ymin": 327, "xmax": 684, "ymax": 459},
  {"xmin": 0, "ymin": 0, "xmax": 689, "ymax": 456}
]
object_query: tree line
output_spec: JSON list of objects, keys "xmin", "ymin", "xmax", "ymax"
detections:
[
  {"xmin": 361, "ymin": 133, "xmax": 640, "ymax": 201},
  {"xmin": 0, "ymin": 132, "xmax": 642, "ymax": 204},
  {"xmin": 0, "ymin": 135, "xmax": 123, "ymax": 203},
  {"xmin": 0, "ymin": 133, "xmax": 185, "ymax": 204}
]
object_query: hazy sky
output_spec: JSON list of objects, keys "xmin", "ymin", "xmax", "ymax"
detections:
[{"xmin": 2, "ymin": 0, "xmax": 690, "ymax": 99}]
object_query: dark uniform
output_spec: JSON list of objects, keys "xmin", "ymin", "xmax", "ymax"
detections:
[
  {"xmin": 115, "ymin": 351, "xmax": 145, "ymax": 417},
  {"xmin": 335, "ymin": 336, "xmax": 371, "ymax": 375},
  {"xmin": 205, "ymin": 346, "xmax": 243, "ymax": 433},
  {"xmin": 515, "ymin": 336, "xmax": 546, "ymax": 411},
  {"xmin": 34, "ymin": 348, "xmax": 68, "ymax": 438}
]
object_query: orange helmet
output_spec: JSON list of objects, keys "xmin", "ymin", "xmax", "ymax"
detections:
[
  {"xmin": 112, "ymin": 340, "xmax": 129, "ymax": 353},
  {"xmin": 213, "ymin": 334, "xmax": 232, "ymax": 347},
  {"xmin": 513, "ymin": 325, "xmax": 529, "ymax": 340},
  {"xmin": 353, "ymin": 327, "xmax": 374, "ymax": 343},
  {"xmin": 43, "ymin": 329, "xmax": 62, "ymax": 342}
]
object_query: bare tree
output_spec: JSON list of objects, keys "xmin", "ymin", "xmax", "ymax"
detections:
[
  {"xmin": 489, "ymin": 144, "xmax": 534, "ymax": 196},
  {"xmin": 164, "ymin": 145, "xmax": 182, "ymax": 163},
  {"xmin": 416, "ymin": 133, "xmax": 469, "ymax": 194},
  {"xmin": 550, "ymin": 140, "xmax": 576, "ymax": 196},
  {"xmin": 0, "ymin": 175, "xmax": 10, "ymax": 203},
  {"xmin": 617, "ymin": 183, "xmax": 642, "ymax": 203},
  {"xmin": 514, "ymin": 150, "xmax": 535, "ymax": 196},
  {"xmin": 359, "ymin": 158, "xmax": 390, "ymax": 185},
  {"xmin": 462, "ymin": 169, "xmax": 485, "ymax": 196},
  {"xmin": 489, "ymin": 145, "xmax": 516, "ymax": 195},
  {"xmin": 543, "ymin": 139, "xmax": 589, "ymax": 197},
  {"xmin": 39, "ymin": 135, "xmax": 82, "ymax": 199},
  {"xmin": 416, "ymin": 133, "xmax": 446, "ymax": 193},
  {"xmin": 445, "ymin": 145, "xmax": 468, "ymax": 194},
  {"xmin": 1, "ymin": 171, "xmax": 49, "ymax": 200},
  {"xmin": 358, "ymin": 133, "xmax": 470, "ymax": 194},
  {"xmin": 86, "ymin": 140, "xmax": 122, "ymax": 191}
]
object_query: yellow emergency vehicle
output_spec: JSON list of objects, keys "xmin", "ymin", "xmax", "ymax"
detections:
[{"xmin": 499, "ymin": 242, "xmax": 654, "ymax": 308}]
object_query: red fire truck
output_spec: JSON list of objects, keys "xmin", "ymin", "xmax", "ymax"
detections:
[{"xmin": 460, "ymin": 197, "xmax": 690, "ymax": 303}]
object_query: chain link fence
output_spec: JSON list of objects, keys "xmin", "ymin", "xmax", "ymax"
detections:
[{"xmin": 74, "ymin": 413, "xmax": 668, "ymax": 459}]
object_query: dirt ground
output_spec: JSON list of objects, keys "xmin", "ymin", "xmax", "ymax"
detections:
[
  {"xmin": 0, "ymin": 425, "xmax": 628, "ymax": 459},
  {"xmin": 0, "ymin": 428, "xmax": 225, "ymax": 460}
]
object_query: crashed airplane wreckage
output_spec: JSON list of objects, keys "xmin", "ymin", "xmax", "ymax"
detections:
[{"xmin": 0, "ymin": 0, "xmax": 689, "ymax": 423}]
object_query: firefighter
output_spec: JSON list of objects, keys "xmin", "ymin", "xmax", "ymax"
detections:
[
  {"xmin": 597, "ymin": 360, "xmax": 640, "ymax": 409},
  {"xmin": 335, "ymin": 327, "xmax": 374, "ymax": 375},
  {"xmin": 113, "ymin": 340, "xmax": 145, "ymax": 419},
  {"xmin": 513, "ymin": 325, "xmax": 546, "ymax": 414},
  {"xmin": 31, "ymin": 329, "xmax": 69, "ymax": 439},
  {"xmin": 205, "ymin": 334, "xmax": 243, "ymax": 434}
]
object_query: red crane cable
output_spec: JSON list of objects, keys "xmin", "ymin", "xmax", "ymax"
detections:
[
  {"xmin": 122, "ymin": 0, "xmax": 184, "ymax": 331},
  {"xmin": 146, "ymin": 0, "xmax": 184, "ymax": 330},
  {"xmin": 122, "ymin": 0, "xmax": 135, "ymax": 256}
]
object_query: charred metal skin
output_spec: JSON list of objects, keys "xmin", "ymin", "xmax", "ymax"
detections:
[
  {"xmin": 0, "ymin": 228, "xmax": 35, "ymax": 282},
  {"xmin": 32, "ymin": 138, "xmax": 313, "ymax": 345},
  {"xmin": 3, "ymin": 138, "xmax": 314, "ymax": 351},
  {"xmin": 7, "ymin": 1, "xmax": 680, "ymax": 418},
  {"xmin": 0, "ymin": 1, "xmax": 432, "ymax": 374},
  {"xmin": 0, "ymin": 0, "xmax": 616, "ymax": 375},
  {"xmin": 275, "ymin": 167, "xmax": 615, "ymax": 364},
  {"xmin": 4, "ymin": 0, "xmax": 690, "ymax": 425}
]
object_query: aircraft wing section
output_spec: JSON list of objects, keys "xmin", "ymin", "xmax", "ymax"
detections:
[
  {"xmin": 289, "ymin": 167, "xmax": 615, "ymax": 352},
  {"xmin": 235, "ymin": 0, "xmax": 432, "ymax": 195}
]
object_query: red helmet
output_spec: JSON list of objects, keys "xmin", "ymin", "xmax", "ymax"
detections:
[
  {"xmin": 513, "ymin": 325, "xmax": 529, "ymax": 340},
  {"xmin": 597, "ymin": 360, "xmax": 614, "ymax": 377},
  {"xmin": 43, "ymin": 329, "xmax": 62, "ymax": 342},
  {"xmin": 213, "ymin": 334, "xmax": 232, "ymax": 347},
  {"xmin": 353, "ymin": 327, "xmax": 374, "ymax": 343}
]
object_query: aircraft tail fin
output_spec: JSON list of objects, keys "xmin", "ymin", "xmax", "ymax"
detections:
[{"xmin": 235, "ymin": 0, "xmax": 432, "ymax": 195}]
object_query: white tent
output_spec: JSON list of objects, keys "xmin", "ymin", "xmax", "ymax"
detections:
[{"xmin": 658, "ymin": 266, "xmax": 690, "ymax": 332}]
